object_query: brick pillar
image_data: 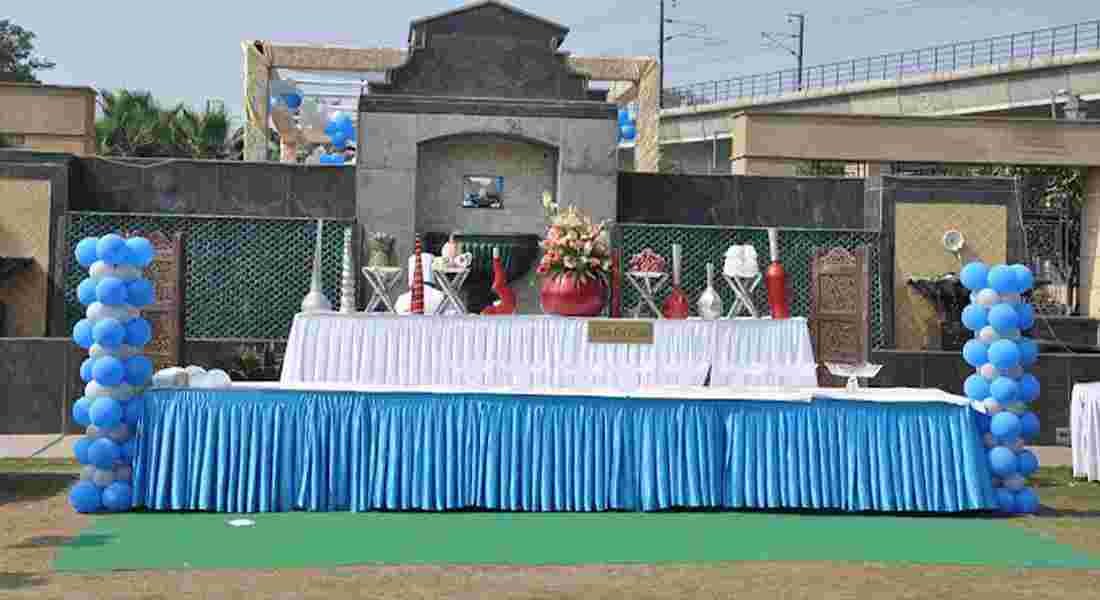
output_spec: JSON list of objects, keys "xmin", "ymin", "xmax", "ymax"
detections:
[
  {"xmin": 633, "ymin": 60, "xmax": 661, "ymax": 173},
  {"xmin": 1080, "ymin": 167, "xmax": 1100, "ymax": 317},
  {"xmin": 242, "ymin": 41, "xmax": 270, "ymax": 162}
]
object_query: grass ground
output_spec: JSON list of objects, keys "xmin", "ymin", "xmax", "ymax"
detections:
[{"xmin": 3, "ymin": 458, "xmax": 1100, "ymax": 599}]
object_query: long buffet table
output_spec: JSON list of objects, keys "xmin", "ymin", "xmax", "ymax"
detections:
[
  {"xmin": 132, "ymin": 383, "xmax": 995, "ymax": 513},
  {"xmin": 280, "ymin": 313, "xmax": 819, "ymax": 389}
]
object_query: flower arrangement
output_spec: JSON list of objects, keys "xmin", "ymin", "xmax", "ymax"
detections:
[{"xmin": 536, "ymin": 192, "xmax": 611, "ymax": 281}]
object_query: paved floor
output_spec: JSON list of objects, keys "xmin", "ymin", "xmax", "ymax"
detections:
[{"xmin": 0, "ymin": 435, "xmax": 1079, "ymax": 466}]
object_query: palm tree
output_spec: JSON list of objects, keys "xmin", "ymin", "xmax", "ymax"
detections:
[
  {"xmin": 96, "ymin": 90, "xmax": 234, "ymax": 159},
  {"xmin": 168, "ymin": 101, "xmax": 231, "ymax": 159}
]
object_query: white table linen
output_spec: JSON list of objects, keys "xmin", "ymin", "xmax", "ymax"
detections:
[
  {"xmin": 1072, "ymin": 382, "xmax": 1100, "ymax": 481},
  {"xmin": 280, "ymin": 313, "xmax": 818, "ymax": 390}
]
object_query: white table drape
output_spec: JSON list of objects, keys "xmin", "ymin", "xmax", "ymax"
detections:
[
  {"xmin": 280, "ymin": 314, "xmax": 818, "ymax": 390},
  {"xmin": 1072, "ymin": 382, "xmax": 1100, "ymax": 481}
]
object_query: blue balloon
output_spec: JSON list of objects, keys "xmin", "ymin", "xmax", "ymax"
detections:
[
  {"xmin": 92, "ymin": 356, "xmax": 125, "ymax": 386},
  {"xmin": 123, "ymin": 396, "xmax": 144, "ymax": 426},
  {"xmin": 121, "ymin": 439, "xmax": 137, "ymax": 463},
  {"xmin": 329, "ymin": 132, "xmax": 349, "ymax": 150},
  {"xmin": 69, "ymin": 481, "xmax": 103, "ymax": 513},
  {"xmin": 283, "ymin": 93, "xmax": 302, "ymax": 111},
  {"xmin": 991, "ymin": 412, "xmax": 1022, "ymax": 441},
  {"xmin": 1012, "ymin": 264, "xmax": 1034, "ymax": 293},
  {"xmin": 95, "ymin": 277, "xmax": 128, "ymax": 306},
  {"xmin": 73, "ymin": 396, "xmax": 92, "ymax": 427},
  {"xmin": 76, "ymin": 237, "xmax": 100, "ymax": 268},
  {"xmin": 989, "ymin": 446, "xmax": 1019, "ymax": 477},
  {"xmin": 73, "ymin": 319, "xmax": 95, "ymax": 349},
  {"xmin": 125, "ymin": 356, "xmax": 154, "ymax": 386},
  {"xmin": 961, "ymin": 304, "xmax": 989, "ymax": 332},
  {"xmin": 1013, "ymin": 488, "xmax": 1039, "ymax": 514},
  {"xmin": 988, "ymin": 265, "xmax": 1017, "ymax": 294},
  {"xmin": 990, "ymin": 377, "xmax": 1019, "ymax": 403},
  {"xmin": 960, "ymin": 262, "xmax": 990, "ymax": 291},
  {"xmin": 1018, "ymin": 338, "xmax": 1039, "ymax": 367},
  {"xmin": 92, "ymin": 318, "xmax": 125, "ymax": 349},
  {"xmin": 90, "ymin": 396, "xmax": 123, "ymax": 429},
  {"xmin": 995, "ymin": 488, "xmax": 1016, "ymax": 513},
  {"xmin": 74, "ymin": 436, "xmax": 93, "ymax": 464},
  {"xmin": 620, "ymin": 123, "xmax": 636, "ymax": 141},
  {"xmin": 96, "ymin": 234, "xmax": 129, "ymax": 265},
  {"xmin": 102, "ymin": 481, "xmax": 133, "ymax": 512},
  {"xmin": 88, "ymin": 438, "xmax": 120, "ymax": 469},
  {"xmin": 1017, "ymin": 450, "xmax": 1039, "ymax": 477},
  {"xmin": 988, "ymin": 340, "xmax": 1021, "ymax": 370},
  {"xmin": 974, "ymin": 410, "xmax": 992, "ymax": 434},
  {"xmin": 125, "ymin": 237, "xmax": 155, "ymax": 268},
  {"xmin": 126, "ymin": 278, "xmax": 155, "ymax": 308},
  {"xmin": 124, "ymin": 318, "xmax": 152, "ymax": 347},
  {"xmin": 1020, "ymin": 373, "xmax": 1040, "ymax": 403},
  {"xmin": 988, "ymin": 303, "xmax": 1019, "ymax": 333},
  {"xmin": 962, "ymin": 340, "xmax": 989, "ymax": 367},
  {"xmin": 77, "ymin": 278, "xmax": 98, "ymax": 306},
  {"xmin": 80, "ymin": 357, "xmax": 95, "ymax": 383},
  {"xmin": 319, "ymin": 154, "xmax": 345, "ymax": 164},
  {"xmin": 1016, "ymin": 303, "xmax": 1035, "ymax": 331},
  {"xmin": 964, "ymin": 375, "xmax": 990, "ymax": 400},
  {"xmin": 1020, "ymin": 412, "xmax": 1040, "ymax": 440}
]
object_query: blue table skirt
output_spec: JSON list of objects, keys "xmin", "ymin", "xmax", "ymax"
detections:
[{"xmin": 133, "ymin": 389, "xmax": 997, "ymax": 513}]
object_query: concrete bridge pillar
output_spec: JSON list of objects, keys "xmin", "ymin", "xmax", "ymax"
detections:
[{"xmin": 1081, "ymin": 167, "xmax": 1100, "ymax": 318}]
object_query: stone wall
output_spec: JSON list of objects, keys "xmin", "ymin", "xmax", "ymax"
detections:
[{"xmin": 0, "ymin": 83, "xmax": 96, "ymax": 155}]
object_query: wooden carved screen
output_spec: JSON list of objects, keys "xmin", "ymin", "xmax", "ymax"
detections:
[
  {"xmin": 810, "ymin": 246, "xmax": 870, "ymax": 386},
  {"xmin": 130, "ymin": 232, "xmax": 184, "ymax": 372}
]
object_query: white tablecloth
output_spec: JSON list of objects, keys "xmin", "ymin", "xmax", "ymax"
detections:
[
  {"xmin": 280, "ymin": 313, "xmax": 818, "ymax": 389},
  {"xmin": 1072, "ymin": 382, "xmax": 1100, "ymax": 481}
]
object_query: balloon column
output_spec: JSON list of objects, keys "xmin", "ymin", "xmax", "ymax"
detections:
[
  {"xmin": 617, "ymin": 107, "xmax": 636, "ymax": 143},
  {"xmin": 69, "ymin": 234, "xmax": 156, "ymax": 513},
  {"xmin": 959, "ymin": 261, "xmax": 1041, "ymax": 515},
  {"xmin": 321, "ymin": 113, "xmax": 357, "ymax": 163}
]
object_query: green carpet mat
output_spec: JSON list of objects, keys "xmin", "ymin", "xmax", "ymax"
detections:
[{"xmin": 54, "ymin": 511, "xmax": 1100, "ymax": 572}]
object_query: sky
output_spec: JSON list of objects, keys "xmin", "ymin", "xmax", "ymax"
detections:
[{"xmin": 10, "ymin": 0, "xmax": 1098, "ymax": 120}]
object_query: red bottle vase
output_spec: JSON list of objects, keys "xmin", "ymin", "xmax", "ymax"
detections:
[
  {"xmin": 765, "ymin": 261, "xmax": 790, "ymax": 319},
  {"xmin": 540, "ymin": 273, "xmax": 606, "ymax": 317},
  {"xmin": 662, "ymin": 287, "xmax": 690, "ymax": 319}
]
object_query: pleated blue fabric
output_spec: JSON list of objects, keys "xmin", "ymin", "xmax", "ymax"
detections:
[{"xmin": 133, "ymin": 389, "xmax": 997, "ymax": 513}]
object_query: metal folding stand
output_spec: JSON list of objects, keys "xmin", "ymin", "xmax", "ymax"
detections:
[
  {"xmin": 361, "ymin": 266, "xmax": 402, "ymax": 313},
  {"xmin": 432, "ymin": 267, "xmax": 470, "ymax": 315},
  {"xmin": 625, "ymin": 271, "xmax": 669, "ymax": 318},
  {"xmin": 722, "ymin": 273, "xmax": 762, "ymax": 318}
]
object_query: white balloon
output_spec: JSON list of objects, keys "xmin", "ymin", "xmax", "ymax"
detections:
[
  {"xmin": 978, "ymin": 326, "xmax": 1001, "ymax": 345},
  {"xmin": 983, "ymin": 398, "xmax": 1003, "ymax": 415},
  {"xmin": 80, "ymin": 465, "xmax": 95, "ymax": 481},
  {"xmin": 1004, "ymin": 475, "xmax": 1026, "ymax": 491},
  {"xmin": 114, "ymin": 465, "xmax": 133, "ymax": 482},
  {"xmin": 976, "ymin": 288, "xmax": 1000, "ymax": 306},
  {"xmin": 87, "ymin": 302, "xmax": 131, "ymax": 323},
  {"xmin": 115, "ymin": 265, "xmax": 141, "ymax": 281},
  {"xmin": 89, "ymin": 261, "xmax": 118, "ymax": 280},
  {"xmin": 85, "ymin": 381, "xmax": 114, "ymax": 398},
  {"xmin": 86, "ymin": 425, "xmax": 104, "ymax": 439},
  {"xmin": 983, "ymin": 432, "xmax": 995, "ymax": 448},
  {"xmin": 979, "ymin": 363, "xmax": 999, "ymax": 381},
  {"xmin": 1002, "ymin": 292, "xmax": 1022, "ymax": 305},
  {"xmin": 206, "ymin": 369, "xmax": 232, "ymax": 388},
  {"xmin": 110, "ymin": 383, "xmax": 137, "ymax": 402},
  {"xmin": 92, "ymin": 468, "xmax": 115, "ymax": 488},
  {"xmin": 89, "ymin": 344, "xmax": 111, "ymax": 359},
  {"xmin": 108, "ymin": 423, "xmax": 131, "ymax": 442},
  {"xmin": 1005, "ymin": 366, "xmax": 1024, "ymax": 379}
]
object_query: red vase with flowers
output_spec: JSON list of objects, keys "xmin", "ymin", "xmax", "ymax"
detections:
[{"xmin": 535, "ymin": 195, "xmax": 611, "ymax": 317}]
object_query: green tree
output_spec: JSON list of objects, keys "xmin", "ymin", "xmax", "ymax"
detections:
[
  {"xmin": 0, "ymin": 20, "xmax": 55, "ymax": 83},
  {"xmin": 96, "ymin": 90, "xmax": 235, "ymax": 159}
]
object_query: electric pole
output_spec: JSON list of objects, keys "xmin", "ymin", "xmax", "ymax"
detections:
[
  {"xmin": 762, "ymin": 13, "xmax": 805, "ymax": 91},
  {"xmin": 659, "ymin": 0, "xmax": 665, "ymax": 108}
]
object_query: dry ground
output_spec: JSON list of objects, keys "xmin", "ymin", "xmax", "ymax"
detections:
[{"xmin": 3, "ymin": 459, "xmax": 1100, "ymax": 600}]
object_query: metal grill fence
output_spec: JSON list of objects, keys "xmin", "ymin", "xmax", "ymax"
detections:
[
  {"xmin": 666, "ymin": 19, "xmax": 1100, "ymax": 108},
  {"xmin": 617, "ymin": 225, "xmax": 884, "ymax": 349},
  {"xmin": 64, "ymin": 213, "xmax": 353, "ymax": 339}
]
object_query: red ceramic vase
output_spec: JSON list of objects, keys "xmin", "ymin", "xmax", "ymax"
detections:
[
  {"xmin": 662, "ymin": 287, "xmax": 690, "ymax": 319},
  {"xmin": 540, "ymin": 273, "xmax": 606, "ymax": 317}
]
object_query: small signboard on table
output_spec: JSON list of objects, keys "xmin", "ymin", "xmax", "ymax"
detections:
[{"xmin": 587, "ymin": 319, "xmax": 654, "ymax": 345}]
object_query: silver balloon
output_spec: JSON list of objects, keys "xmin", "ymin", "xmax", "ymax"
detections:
[
  {"xmin": 87, "ymin": 302, "xmax": 130, "ymax": 322},
  {"xmin": 127, "ymin": 306, "xmax": 141, "ymax": 320},
  {"xmin": 86, "ymin": 425, "xmax": 104, "ymax": 439},
  {"xmin": 117, "ymin": 345, "xmax": 139, "ymax": 359},
  {"xmin": 85, "ymin": 381, "xmax": 114, "ymax": 398},
  {"xmin": 1003, "ymin": 328, "xmax": 1022, "ymax": 340},
  {"xmin": 976, "ymin": 288, "xmax": 1000, "ymax": 306},
  {"xmin": 80, "ymin": 465, "xmax": 95, "ymax": 481},
  {"xmin": 108, "ymin": 423, "xmax": 131, "ymax": 443},
  {"xmin": 978, "ymin": 326, "xmax": 1001, "ymax": 345},
  {"xmin": 1008, "ymin": 402, "xmax": 1028, "ymax": 415},
  {"xmin": 89, "ymin": 344, "xmax": 111, "ymax": 359},
  {"xmin": 110, "ymin": 383, "xmax": 137, "ymax": 402},
  {"xmin": 1013, "ymin": 438, "xmax": 1027, "ymax": 451},
  {"xmin": 114, "ymin": 465, "xmax": 133, "ymax": 482},
  {"xmin": 92, "ymin": 468, "xmax": 115, "ymax": 488},
  {"xmin": 89, "ymin": 261, "xmax": 116, "ymax": 280},
  {"xmin": 982, "ymin": 398, "xmax": 1003, "ymax": 415},
  {"xmin": 979, "ymin": 363, "xmax": 999, "ymax": 381},
  {"xmin": 115, "ymin": 265, "xmax": 141, "ymax": 281},
  {"xmin": 1005, "ymin": 366, "xmax": 1024, "ymax": 379},
  {"xmin": 1001, "ymin": 292, "xmax": 1022, "ymax": 305},
  {"xmin": 1004, "ymin": 475, "xmax": 1026, "ymax": 491}
]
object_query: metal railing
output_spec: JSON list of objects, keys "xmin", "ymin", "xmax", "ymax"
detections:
[{"xmin": 664, "ymin": 19, "xmax": 1100, "ymax": 108}]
